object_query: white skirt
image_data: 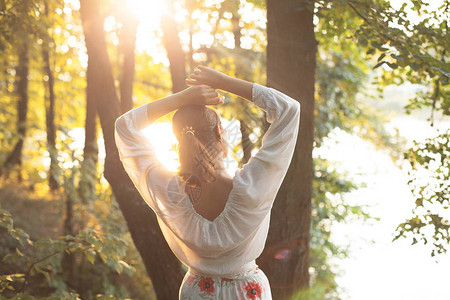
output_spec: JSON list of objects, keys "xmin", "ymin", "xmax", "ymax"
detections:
[{"xmin": 179, "ymin": 265, "xmax": 272, "ymax": 300}]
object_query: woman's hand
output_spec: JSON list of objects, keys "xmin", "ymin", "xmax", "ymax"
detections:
[
  {"xmin": 185, "ymin": 66, "xmax": 228, "ymax": 90},
  {"xmin": 181, "ymin": 85, "xmax": 224, "ymax": 106},
  {"xmin": 186, "ymin": 65, "xmax": 254, "ymax": 102}
]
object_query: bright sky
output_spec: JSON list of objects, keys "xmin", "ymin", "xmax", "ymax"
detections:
[
  {"xmin": 326, "ymin": 121, "xmax": 450, "ymax": 300},
  {"xmin": 321, "ymin": 80, "xmax": 450, "ymax": 299}
]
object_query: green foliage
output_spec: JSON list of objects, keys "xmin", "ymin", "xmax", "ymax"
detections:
[
  {"xmin": 342, "ymin": 0, "xmax": 450, "ymax": 255},
  {"xmin": 0, "ymin": 203, "xmax": 135, "ymax": 298},
  {"xmin": 342, "ymin": 0, "xmax": 448, "ymax": 119},
  {"xmin": 310, "ymin": 159, "xmax": 360, "ymax": 298},
  {"xmin": 394, "ymin": 129, "xmax": 449, "ymax": 256},
  {"xmin": 317, "ymin": 0, "xmax": 449, "ymax": 257},
  {"xmin": 308, "ymin": 2, "xmax": 400, "ymax": 296},
  {"xmin": 0, "ymin": 0, "xmax": 41, "ymax": 51}
]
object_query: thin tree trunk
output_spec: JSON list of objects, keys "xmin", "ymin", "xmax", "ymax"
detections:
[
  {"xmin": 62, "ymin": 170, "xmax": 76, "ymax": 288},
  {"xmin": 79, "ymin": 1, "xmax": 184, "ymax": 299},
  {"xmin": 161, "ymin": 1, "xmax": 186, "ymax": 93},
  {"xmin": 258, "ymin": 0, "xmax": 317, "ymax": 299},
  {"xmin": 188, "ymin": 21, "xmax": 195, "ymax": 73},
  {"xmin": 78, "ymin": 58, "xmax": 98, "ymax": 209},
  {"xmin": 239, "ymin": 120, "xmax": 253, "ymax": 164},
  {"xmin": 232, "ymin": 14, "xmax": 241, "ymax": 50},
  {"xmin": 232, "ymin": 11, "xmax": 254, "ymax": 165},
  {"xmin": 83, "ymin": 66, "xmax": 98, "ymax": 168},
  {"xmin": 42, "ymin": 1, "xmax": 58, "ymax": 191},
  {"xmin": 187, "ymin": 0, "xmax": 195, "ymax": 73},
  {"xmin": 2, "ymin": 41, "xmax": 29, "ymax": 181},
  {"xmin": 118, "ymin": 11, "xmax": 138, "ymax": 113},
  {"xmin": 78, "ymin": 3, "xmax": 100, "ymax": 214}
]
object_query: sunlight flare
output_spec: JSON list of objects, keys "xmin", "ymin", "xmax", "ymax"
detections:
[
  {"xmin": 141, "ymin": 123, "xmax": 179, "ymax": 172},
  {"xmin": 126, "ymin": 0, "xmax": 168, "ymax": 26},
  {"xmin": 141, "ymin": 120, "xmax": 239, "ymax": 176}
]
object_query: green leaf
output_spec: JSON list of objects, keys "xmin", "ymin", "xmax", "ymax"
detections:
[
  {"xmin": 387, "ymin": 62, "xmax": 398, "ymax": 69},
  {"xmin": 409, "ymin": 62, "xmax": 420, "ymax": 71},
  {"xmin": 373, "ymin": 61, "xmax": 386, "ymax": 69},
  {"xmin": 366, "ymin": 48, "xmax": 375, "ymax": 55},
  {"xmin": 358, "ymin": 39, "xmax": 368, "ymax": 46}
]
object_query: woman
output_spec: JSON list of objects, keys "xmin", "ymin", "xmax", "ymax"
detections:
[{"xmin": 115, "ymin": 66, "xmax": 300, "ymax": 299}]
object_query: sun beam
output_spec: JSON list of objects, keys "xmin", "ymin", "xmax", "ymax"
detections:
[
  {"xmin": 126, "ymin": 0, "xmax": 168, "ymax": 27},
  {"xmin": 141, "ymin": 123, "xmax": 180, "ymax": 173}
]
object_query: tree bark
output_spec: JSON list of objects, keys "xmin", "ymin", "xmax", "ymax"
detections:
[
  {"xmin": 187, "ymin": 0, "xmax": 195, "ymax": 73},
  {"xmin": 42, "ymin": 48, "xmax": 58, "ymax": 191},
  {"xmin": 42, "ymin": 1, "xmax": 58, "ymax": 191},
  {"xmin": 239, "ymin": 120, "xmax": 253, "ymax": 164},
  {"xmin": 62, "ymin": 172, "xmax": 76, "ymax": 287},
  {"xmin": 2, "ymin": 41, "xmax": 29, "ymax": 181},
  {"xmin": 78, "ymin": 50, "xmax": 98, "ymax": 208},
  {"xmin": 258, "ymin": 0, "xmax": 317, "ymax": 299},
  {"xmin": 79, "ymin": 1, "xmax": 184, "ymax": 299},
  {"xmin": 231, "ymin": 11, "xmax": 254, "ymax": 165},
  {"xmin": 118, "ymin": 10, "xmax": 138, "ymax": 113},
  {"xmin": 161, "ymin": 1, "xmax": 186, "ymax": 93}
]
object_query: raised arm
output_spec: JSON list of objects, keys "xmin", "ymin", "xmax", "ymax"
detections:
[
  {"xmin": 231, "ymin": 84, "xmax": 300, "ymax": 211},
  {"xmin": 138, "ymin": 85, "xmax": 223, "ymax": 127},
  {"xmin": 186, "ymin": 66, "xmax": 253, "ymax": 102},
  {"xmin": 114, "ymin": 84, "xmax": 224, "ymax": 213},
  {"xmin": 187, "ymin": 66, "xmax": 301, "ymax": 211}
]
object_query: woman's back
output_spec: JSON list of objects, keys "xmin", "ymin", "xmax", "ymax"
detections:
[{"xmin": 188, "ymin": 176, "xmax": 234, "ymax": 222}]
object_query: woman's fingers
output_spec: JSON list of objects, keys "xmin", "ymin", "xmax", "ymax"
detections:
[
  {"xmin": 186, "ymin": 73, "xmax": 206, "ymax": 85},
  {"xmin": 205, "ymin": 92, "xmax": 219, "ymax": 99},
  {"xmin": 205, "ymin": 92, "xmax": 224, "ymax": 105},
  {"xmin": 185, "ymin": 79, "xmax": 198, "ymax": 86},
  {"xmin": 183, "ymin": 84, "xmax": 222, "ymax": 105},
  {"xmin": 211, "ymin": 95, "xmax": 225, "ymax": 105},
  {"xmin": 206, "ymin": 97, "xmax": 223, "ymax": 106}
]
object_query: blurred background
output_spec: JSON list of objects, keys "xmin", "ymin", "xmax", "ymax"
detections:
[{"xmin": 0, "ymin": 0, "xmax": 448, "ymax": 299}]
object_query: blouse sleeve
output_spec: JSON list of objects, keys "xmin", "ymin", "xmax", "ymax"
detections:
[
  {"xmin": 114, "ymin": 104, "xmax": 181, "ymax": 215},
  {"xmin": 233, "ymin": 83, "xmax": 300, "ymax": 211}
]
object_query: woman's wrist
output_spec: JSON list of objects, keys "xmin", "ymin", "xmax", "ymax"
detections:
[
  {"xmin": 145, "ymin": 92, "xmax": 186, "ymax": 123},
  {"xmin": 218, "ymin": 74, "xmax": 234, "ymax": 92},
  {"xmin": 220, "ymin": 76, "xmax": 253, "ymax": 102}
]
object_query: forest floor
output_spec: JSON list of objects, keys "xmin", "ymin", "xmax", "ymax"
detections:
[
  {"xmin": 0, "ymin": 182, "xmax": 155, "ymax": 300},
  {"xmin": 0, "ymin": 182, "xmax": 62, "ymax": 297},
  {"xmin": 1, "ymin": 183, "xmax": 63, "ymax": 240}
]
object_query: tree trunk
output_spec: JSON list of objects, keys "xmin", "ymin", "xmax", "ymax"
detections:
[
  {"xmin": 78, "ymin": 52, "xmax": 98, "ymax": 208},
  {"xmin": 231, "ymin": 11, "xmax": 254, "ymax": 165},
  {"xmin": 2, "ymin": 41, "xmax": 29, "ymax": 181},
  {"xmin": 42, "ymin": 1, "xmax": 58, "ymax": 191},
  {"xmin": 258, "ymin": 0, "xmax": 317, "ymax": 299},
  {"xmin": 187, "ymin": 0, "xmax": 195, "ymax": 73},
  {"xmin": 62, "ymin": 171, "xmax": 76, "ymax": 288},
  {"xmin": 239, "ymin": 120, "xmax": 253, "ymax": 164},
  {"xmin": 79, "ymin": 1, "xmax": 184, "ymax": 299},
  {"xmin": 161, "ymin": 1, "xmax": 186, "ymax": 93},
  {"xmin": 43, "ymin": 48, "xmax": 58, "ymax": 191},
  {"xmin": 118, "ymin": 10, "xmax": 138, "ymax": 113}
]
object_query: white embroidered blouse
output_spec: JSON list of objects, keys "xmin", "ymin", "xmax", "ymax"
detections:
[{"xmin": 114, "ymin": 83, "xmax": 300, "ymax": 277}]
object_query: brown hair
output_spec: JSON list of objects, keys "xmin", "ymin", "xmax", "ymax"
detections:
[{"xmin": 172, "ymin": 105, "xmax": 223, "ymax": 189}]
